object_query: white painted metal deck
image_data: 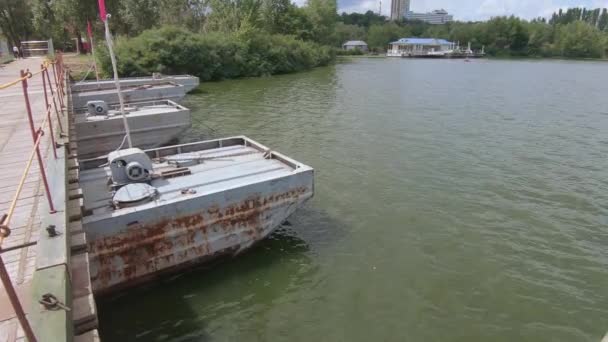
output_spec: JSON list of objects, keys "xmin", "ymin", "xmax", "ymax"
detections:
[{"xmin": 80, "ymin": 143, "xmax": 305, "ymax": 216}]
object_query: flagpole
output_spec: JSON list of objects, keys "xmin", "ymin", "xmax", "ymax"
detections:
[
  {"xmin": 103, "ymin": 13, "xmax": 132, "ymax": 148},
  {"xmin": 87, "ymin": 21, "xmax": 100, "ymax": 84}
]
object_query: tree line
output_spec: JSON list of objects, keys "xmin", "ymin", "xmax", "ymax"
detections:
[
  {"xmin": 0, "ymin": 0, "xmax": 339, "ymax": 78},
  {"xmin": 0, "ymin": 0, "xmax": 338, "ymax": 50},
  {"xmin": 2, "ymin": 1, "xmax": 607, "ymax": 58},
  {"xmin": 335, "ymin": 8, "xmax": 608, "ymax": 58}
]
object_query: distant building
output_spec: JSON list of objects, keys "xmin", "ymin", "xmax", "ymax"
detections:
[
  {"xmin": 404, "ymin": 9, "xmax": 453, "ymax": 24},
  {"xmin": 387, "ymin": 37, "xmax": 454, "ymax": 57},
  {"xmin": 390, "ymin": 0, "xmax": 411, "ymax": 21},
  {"xmin": 342, "ymin": 40, "xmax": 369, "ymax": 52}
]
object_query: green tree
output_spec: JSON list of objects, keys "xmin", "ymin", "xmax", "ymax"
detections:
[
  {"xmin": 304, "ymin": 0, "xmax": 337, "ymax": 44},
  {"xmin": 204, "ymin": 0, "xmax": 263, "ymax": 33},
  {"xmin": 119, "ymin": 0, "xmax": 161, "ymax": 35},
  {"xmin": 556, "ymin": 21, "xmax": 605, "ymax": 58},
  {"xmin": 331, "ymin": 22, "xmax": 366, "ymax": 47},
  {"xmin": 367, "ymin": 22, "xmax": 409, "ymax": 51},
  {"xmin": 526, "ymin": 21, "xmax": 554, "ymax": 56},
  {"xmin": 158, "ymin": 0, "xmax": 207, "ymax": 31},
  {"xmin": 508, "ymin": 17, "xmax": 530, "ymax": 54},
  {"xmin": 284, "ymin": 5, "xmax": 314, "ymax": 40},
  {"xmin": 31, "ymin": 0, "xmax": 67, "ymax": 48},
  {"xmin": 598, "ymin": 8, "xmax": 608, "ymax": 30},
  {"xmin": 0, "ymin": 0, "xmax": 34, "ymax": 47},
  {"xmin": 98, "ymin": 26, "xmax": 333, "ymax": 80},
  {"xmin": 340, "ymin": 10, "xmax": 385, "ymax": 28},
  {"xmin": 261, "ymin": 0, "xmax": 292, "ymax": 34},
  {"xmin": 424, "ymin": 24, "xmax": 450, "ymax": 39}
]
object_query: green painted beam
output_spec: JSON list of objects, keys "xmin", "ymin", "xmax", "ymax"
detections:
[
  {"xmin": 30, "ymin": 117, "xmax": 73, "ymax": 341},
  {"xmin": 36, "ymin": 134, "xmax": 69, "ymax": 271}
]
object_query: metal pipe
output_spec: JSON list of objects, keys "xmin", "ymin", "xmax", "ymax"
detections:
[
  {"xmin": 0, "ymin": 117, "xmax": 48, "ymax": 245},
  {"xmin": 51, "ymin": 63, "xmax": 64, "ymax": 109},
  {"xmin": 44, "ymin": 68, "xmax": 65, "ymax": 132},
  {"xmin": 41, "ymin": 65, "xmax": 58, "ymax": 159},
  {"xmin": 20, "ymin": 70, "xmax": 56, "ymax": 214},
  {"xmin": 104, "ymin": 14, "xmax": 133, "ymax": 149},
  {"xmin": 0, "ymin": 241, "xmax": 37, "ymax": 254},
  {"xmin": 0, "ymin": 254, "xmax": 37, "ymax": 342}
]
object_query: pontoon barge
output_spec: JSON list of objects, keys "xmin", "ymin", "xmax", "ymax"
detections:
[{"xmin": 79, "ymin": 136, "xmax": 314, "ymax": 294}]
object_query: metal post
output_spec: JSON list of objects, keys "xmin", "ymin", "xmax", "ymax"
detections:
[
  {"xmin": 0, "ymin": 254, "xmax": 37, "ymax": 342},
  {"xmin": 20, "ymin": 70, "xmax": 56, "ymax": 213},
  {"xmin": 58, "ymin": 54, "xmax": 65, "ymax": 100},
  {"xmin": 51, "ymin": 62, "xmax": 59, "ymax": 89},
  {"xmin": 40, "ymin": 65, "xmax": 57, "ymax": 159},
  {"xmin": 47, "ymin": 39, "xmax": 54, "ymax": 58},
  {"xmin": 56, "ymin": 58, "xmax": 64, "ymax": 98},
  {"xmin": 44, "ymin": 68, "xmax": 65, "ymax": 132}
]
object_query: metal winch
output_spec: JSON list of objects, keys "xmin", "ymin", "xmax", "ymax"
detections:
[
  {"xmin": 107, "ymin": 148, "xmax": 154, "ymax": 186},
  {"xmin": 108, "ymin": 148, "xmax": 157, "ymax": 207},
  {"xmin": 86, "ymin": 100, "xmax": 109, "ymax": 116}
]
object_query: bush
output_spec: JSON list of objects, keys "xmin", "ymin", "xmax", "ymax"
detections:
[
  {"xmin": 336, "ymin": 48, "xmax": 365, "ymax": 56},
  {"xmin": 98, "ymin": 26, "xmax": 335, "ymax": 81}
]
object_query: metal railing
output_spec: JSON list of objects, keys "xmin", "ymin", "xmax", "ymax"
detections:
[{"xmin": 0, "ymin": 52, "xmax": 67, "ymax": 342}]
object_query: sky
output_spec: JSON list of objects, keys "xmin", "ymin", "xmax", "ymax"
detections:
[{"xmin": 295, "ymin": 0, "xmax": 608, "ymax": 21}]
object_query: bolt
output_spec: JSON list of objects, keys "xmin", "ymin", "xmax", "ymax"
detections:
[
  {"xmin": 0, "ymin": 225, "xmax": 11, "ymax": 238},
  {"xmin": 46, "ymin": 225, "xmax": 58, "ymax": 237}
]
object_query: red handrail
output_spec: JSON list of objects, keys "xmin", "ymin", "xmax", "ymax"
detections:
[{"xmin": 0, "ymin": 51, "xmax": 68, "ymax": 342}]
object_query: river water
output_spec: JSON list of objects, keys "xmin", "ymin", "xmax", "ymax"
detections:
[{"xmin": 98, "ymin": 58, "xmax": 608, "ymax": 341}]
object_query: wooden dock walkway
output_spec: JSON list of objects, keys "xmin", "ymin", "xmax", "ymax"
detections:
[
  {"xmin": 0, "ymin": 57, "xmax": 51, "ymax": 341},
  {"xmin": 0, "ymin": 57, "xmax": 98, "ymax": 342}
]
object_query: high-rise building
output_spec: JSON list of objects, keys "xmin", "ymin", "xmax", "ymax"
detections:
[
  {"xmin": 390, "ymin": 0, "xmax": 410, "ymax": 20},
  {"xmin": 404, "ymin": 9, "xmax": 453, "ymax": 24}
]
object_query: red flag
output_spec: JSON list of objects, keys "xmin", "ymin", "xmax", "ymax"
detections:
[
  {"xmin": 87, "ymin": 20, "xmax": 93, "ymax": 39},
  {"xmin": 98, "ymin": 0, "xmax": 107, "ymax": 21}
]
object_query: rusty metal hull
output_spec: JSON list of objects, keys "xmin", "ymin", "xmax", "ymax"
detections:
[{"xmin": 79, "ymin": 136, "xmax": 314, "ymax": 294}]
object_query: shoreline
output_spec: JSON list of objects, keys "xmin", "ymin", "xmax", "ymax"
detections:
[{"xmin": 337, "ymin": 54, "xmax": 608, "ymax": 62}]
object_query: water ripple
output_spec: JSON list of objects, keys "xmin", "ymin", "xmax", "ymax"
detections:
[{"xmin": 101, "ymin": 59, "xmax": 608, "ymax": 342}]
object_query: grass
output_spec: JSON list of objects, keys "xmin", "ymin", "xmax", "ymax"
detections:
[
  {"xmin": 63, "ymin": 53, "xmax": 100, "ymax": 81},
  {"xmin": 0, "ymin": 55, "xmax": 14, "ymax": 64}
]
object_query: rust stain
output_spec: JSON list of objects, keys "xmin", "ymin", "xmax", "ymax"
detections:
[{"xmin": 89, "ymin": 186, "xmax": 310, "ymax": 291}]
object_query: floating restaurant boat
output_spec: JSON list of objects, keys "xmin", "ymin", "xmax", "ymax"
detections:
[
  {"xmin": 71, "ymin": 74, "xmax": 200, "ymax": 93},
  {"xmin": 78, "ymin": 136, "xmax": 314, "ymax": 294},
  {"xmin": 387, "ymin": 38, "xmax": 485, "ymax": 58},
  {"xmin": 74, "ymin": 100, "xmax": 191, "ymax": 159},
  {"xmin": 71, "ymin": 81, "xmax": 186, "ymax": 108}
]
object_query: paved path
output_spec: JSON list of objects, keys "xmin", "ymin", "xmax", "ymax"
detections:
[{"xmin": 0, "ymin": 57, "xmax": 59, "ymax": 342}]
